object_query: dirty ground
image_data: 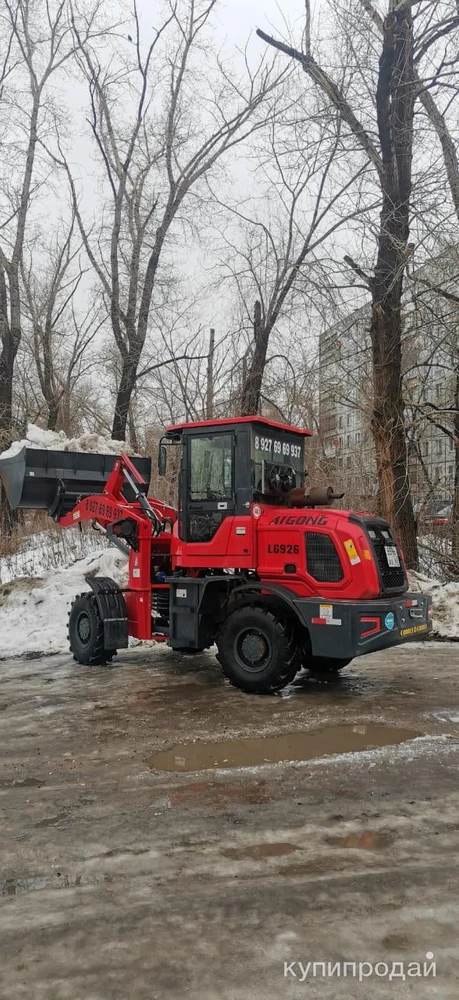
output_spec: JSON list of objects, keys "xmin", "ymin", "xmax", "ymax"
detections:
[{"xmin": 0, "ymin": 641, "xmax": 458, "ymax": 999}]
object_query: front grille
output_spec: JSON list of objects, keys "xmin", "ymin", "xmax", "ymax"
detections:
[
  {"xmin": 305, "ymin": 532, "xmax": 344, "ymax": 582},
  {"xmin": 365, "ymin": 522, "xmax": 406, "ymax": 593}
]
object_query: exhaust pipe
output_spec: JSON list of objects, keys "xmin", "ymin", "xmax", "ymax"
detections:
[{"xmin": 287, "ymin": 485, "xmax": 345, "ymax": 507}]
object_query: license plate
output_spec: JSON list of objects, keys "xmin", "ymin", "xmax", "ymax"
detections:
[{"xmin": 385, "ymin": 545, "xmax": 400, "ymax": 568}]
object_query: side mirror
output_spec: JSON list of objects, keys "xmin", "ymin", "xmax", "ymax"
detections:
[{"xmin": 158, "ymin": 444, "xmax": 167, "ymax": 477}]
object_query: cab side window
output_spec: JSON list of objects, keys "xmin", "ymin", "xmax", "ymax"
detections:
[{"xmin": 189, "ymin": 434, "xmax": 233, "ymax": 501}]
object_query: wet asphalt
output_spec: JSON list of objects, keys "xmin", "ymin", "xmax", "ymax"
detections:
[{"xmin": 0, "ymin": 641, "xmax": 458, "ymax": 999}]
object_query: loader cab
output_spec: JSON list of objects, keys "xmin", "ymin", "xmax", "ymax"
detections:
[{"xmin": 161, "ymin": 417, "xmax": 311, "ymax": 542}]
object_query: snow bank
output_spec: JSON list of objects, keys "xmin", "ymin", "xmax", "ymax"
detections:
[
  {"xmin": 0, "ymin": 423, "xmax": 137, "ymax": 460},
  {"xmin": 0, "ymin": 527, "xmax": 102, "ymax": 585},
  {"xmin": 0, "ymin": 547, "xmax": 128, "ymax": 658},
  {"xmin": 410, "ymin": 571, "xmax": 459, "ymax": 639}
]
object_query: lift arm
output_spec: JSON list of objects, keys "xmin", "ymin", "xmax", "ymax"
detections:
[{"xmin": 57, "ymin": 453, "xmax": 177, "ymax": 533}]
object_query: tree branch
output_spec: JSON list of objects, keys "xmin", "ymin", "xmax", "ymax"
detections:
[{"xmin": 256, "ymin": 27, "xmax": 383, "ymax": 178}]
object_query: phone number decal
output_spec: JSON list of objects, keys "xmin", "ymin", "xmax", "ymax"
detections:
[{"xmin": 254, "ymin": 436, "xmax": 302, "ymax": 459}]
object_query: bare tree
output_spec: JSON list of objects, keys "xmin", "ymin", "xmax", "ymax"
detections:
[
  {"xmin": 210, "ymin": 98, "xmax": 374, "ymax": 420},
  {"xmin": 256, "ymin": 1, "xmax": 459, "ymax": 567},
  {"xmin": 0, "ymin": 0, "xmax": 107, "ymax": 527},
  {"xmin": 60, "ymin": 0, "xmax": 286, "ymax": 441},
  {"xmin": 360, "ymin": 0, "xmax": 459, "ymax": 561},
  {"xmin": 21, "ymin": 211, "xmax": 103, "ymax": 431}
]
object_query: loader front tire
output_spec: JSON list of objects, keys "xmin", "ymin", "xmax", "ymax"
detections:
[
  {"xmin": 217, "ymin": 605, "xmax": 301, "ymax": 694},
  {"xmin": 68, "ymin": 593, "xmax": 114, "ymax": 666}
]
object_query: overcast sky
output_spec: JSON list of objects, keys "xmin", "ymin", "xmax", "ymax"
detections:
[{"xmin": 135, "ymin": 0, "xmax": 308, "ymax": 54}]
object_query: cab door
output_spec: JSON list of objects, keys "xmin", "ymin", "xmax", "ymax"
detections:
[{"xmin": 179, "ymin": 431, "xmax": 234, "ymax": 542}]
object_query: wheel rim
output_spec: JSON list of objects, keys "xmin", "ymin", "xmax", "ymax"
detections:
[
  {"xmin": 76, "ymin": 611, "xmax": 91, "ymax": 646},
  {"xmin": 234, "ymin": 627, "xmax": 272, "ymax": 673}
]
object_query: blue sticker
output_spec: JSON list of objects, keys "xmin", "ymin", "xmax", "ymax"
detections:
[{"xmin": 385, "ymin": 612, "xmax": 395, "ymax": 630}]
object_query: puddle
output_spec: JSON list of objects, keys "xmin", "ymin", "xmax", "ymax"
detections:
[
  {"xmin": 0, "ymin": 871, "xmax": 122, "ymax": 896},
  {"xmin": 151, "ymin": 724, "xmax": 419, "ymax": 772},
  {"xmin": 279, "ymin": 858, "xmax": 348, "ymax": 877},
  {"xmin": 222, "ymin": 842, "xmax": 299, "ymax": 860},
  {"xmin": 326, "ymin": 830, "xmax": 394, "ymax": 850},
  {"xmin": 33, "ymin": 811, "xmax": 68, "ymax": 829},
  {"xmin": 0, "ymin": 874, "xmax": 66, "ymax": 895}
]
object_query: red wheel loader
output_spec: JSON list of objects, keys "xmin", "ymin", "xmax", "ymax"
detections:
[{"xmin": 0, "ymin": 417, "xmax": 432, "ymax": 693}]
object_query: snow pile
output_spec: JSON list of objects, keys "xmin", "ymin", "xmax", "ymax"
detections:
[
  {"xmin": 410, "ymin": 571, "xmax": 459, "ymax": 639},
  {"xmin": 0, "ymin": 422, "xmax": 137, "ymax": 459},
  {"xmin": 0, "ymin": 547, "xmax": 128, "ymax": 658},
  {"xmin": 0, "ymin": 527, "xmax": 103, "ymax": 585}
]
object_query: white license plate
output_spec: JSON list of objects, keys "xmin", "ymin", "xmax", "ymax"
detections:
[{"xmin": 385, "ymin": 546, "xmax": 400, "ymax": 568}]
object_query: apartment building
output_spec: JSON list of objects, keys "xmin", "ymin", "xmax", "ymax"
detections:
[{"xmin": 318, "ymin": 260, "xmax": 457, "ymax": 510}]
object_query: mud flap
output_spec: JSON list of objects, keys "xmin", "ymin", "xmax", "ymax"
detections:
[{"xmin": 85, "ymin": 576, "xmax": 129, "ymax": 650}]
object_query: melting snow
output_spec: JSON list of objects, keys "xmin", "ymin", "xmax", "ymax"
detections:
[
  {"xmin": 0, "ymin": 546, "xmax": 128, "ymax": 658},
  {"xmin": 410, "ymin": 571, "xmax": 459, "ymax": 639}
]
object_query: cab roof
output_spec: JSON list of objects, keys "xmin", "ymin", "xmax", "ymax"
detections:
[{"xmin": 164, "ymin": 416, "xmax": 312, "ymax": 437}]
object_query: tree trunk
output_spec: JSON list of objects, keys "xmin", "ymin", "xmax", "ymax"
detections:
[
  {"xmin": 112, "ymin": 353, "xmax": 140, "ymax": 441},
  {"xmin": 0, "ymin": 339, "xmax": 14, "ymax": 442},
  {"xmin": 128, "ymin": 402, "xmax": 139, "ymax": 453},
  {"xmin": 370, "ymin": 291, "xmax": 418, "ymax": 566},
  {"xmin": 452, "ymin": 366, "xmax": 459, "ymax": 561},
  {"xmin": 47, "ymin": 398, "xmax": 60, "ymax": 431},
  {"xmin": 240, "ymin": 301, "xmax": 269, "ymax": 415},
  {"xmin": 0, "ymin": 324, "xmax": 19, "ymax": 533},
  {"xmin": 369, "ymin": 5, "xmax": 418, "ymax": 569}
]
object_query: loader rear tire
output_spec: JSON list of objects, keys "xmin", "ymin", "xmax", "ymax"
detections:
[
  {"xmin": 217, "ymin": 605, "xmax": 301, "ymax": 694},
  {"xmin": 68, "ymin": 593, "xmax": 115, "ymax": 666}
]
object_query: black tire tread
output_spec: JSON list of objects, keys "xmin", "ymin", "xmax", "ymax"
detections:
[
  {"xmin": 68, "ymin": 592, "xmax": 114, "ymax": 666},
  {"xmin": 217, "ymin": 604, "xmax": 302, "ymax": 694}
]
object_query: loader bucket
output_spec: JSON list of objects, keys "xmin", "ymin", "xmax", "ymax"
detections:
[{"xmin": 0, "ymin": 447, "xmax": 152, "ymax": 517}]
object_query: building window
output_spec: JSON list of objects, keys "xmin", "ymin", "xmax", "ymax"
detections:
[
  {"xmin": 338, "ymin": 415, "xmax": 343, "ymax": 428},
  {"xmin": 436, "ymin": 440, "xmax": 442, "ymax": 455},
  {"xmin": 346, "ymin": 456, "xmax": 351, "ymax": 468},
  {"xmin": 449, "ymin": 437, "xmax": 454, "ymax": 451},
  {"xmin": 346, "ymin": 435, "xmax": 351, "ymax": 446},
  {"xmin": 449, "ymin": 465, "xmax": 453, "ymax": 476},
  {"xmin": 355, "ymin": 431, "xmax": 361, "ymax": 444},
  {"xmin": 422, "ymin": 441, "xmax": 429, "ymax": 456},
  {"xmin": 347, "ymin": 414, "xmax": 351, "ymax": 426}
]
